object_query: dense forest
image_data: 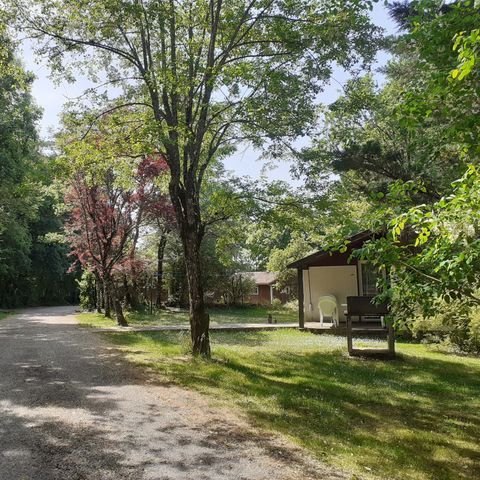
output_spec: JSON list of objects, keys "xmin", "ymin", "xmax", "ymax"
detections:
[
  {"xmin": 1, "ymin": 0, "xmax": 479, "ymax": 352},
  {"xmin": 0, "ymin": 26, "xmax": 78, "ymax": 307}
]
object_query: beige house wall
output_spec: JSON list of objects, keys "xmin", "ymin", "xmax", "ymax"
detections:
[{"xmin": 302, "ymin": 266, "xmax": 358, "ymax": 322}]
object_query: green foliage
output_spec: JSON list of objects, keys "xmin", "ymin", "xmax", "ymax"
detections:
[
  {"xmin": 77, "ymin": 270, "xmax": 97, "ymax": 311},
  {"xmin": 269, "ymin": 297, "xmax": 282, "ymax": 309},
  {"xmin": 355, "ymin": 165, "xmax": 480, "ymax": 346},
  {"xmin": 0, "ymin": 29, "xmax": 41, "ymax": 291},
  {"xmin": 412, "ymin": 301, "xmax": 480, "ymax": 355},
  {"xmin": 0, "ymin": 29, "xmax": 78, "ymax": 307},
  {"xmin": 267, "ymin": 233, "xmax": 311, "ymax": 289},
  {"xmin": 286, "ymin": 1, "xmax": 480, "ymax": 353},
  {"xmin": 451, "ymin": 28, "xmax": 479, "ymax": 80},
  {"xmin": 298, "ymin": 0, "xmax": 479, "ymax": 202}
]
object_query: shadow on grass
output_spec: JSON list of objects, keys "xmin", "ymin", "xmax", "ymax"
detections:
[
  {"xmin": 228, "ymin": 352, "xmax": 480, "ymax": 480},
  {"xmin": 212, "ymin": 330, "xmax": 277, "ymax": 347},
  {"xmin": 142, "ymin": 337, "xmax": 480, "ymax": 480},
  {"xmin": 108, "ymin": 330, "xmax": 278, "ymax": 350}
]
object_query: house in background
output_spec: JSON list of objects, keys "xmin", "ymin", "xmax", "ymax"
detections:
[
  {"xmin": 287, "ymin": 231, "xmax": 384, "ymax": 327},
  {"xmin": 243, "ymin": 272, "xmax": 293, "ymax": 305}
]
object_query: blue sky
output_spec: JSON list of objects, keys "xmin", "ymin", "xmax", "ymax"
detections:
[{"xmin": 22, "ymin": 3, "xmax": 397, "ymax": 183}]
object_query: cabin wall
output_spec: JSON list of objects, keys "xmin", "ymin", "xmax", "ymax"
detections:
[
  {"xmin": 245, "ymin": 284, "xmax": 272, "ymax": 305},
  {"xmin": 302, "ymin": 266, "xmax": 359, "ymax": 322}
]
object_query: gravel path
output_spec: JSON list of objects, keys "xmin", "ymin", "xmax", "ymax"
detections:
[{"xmin": 0, "ymin": 306, "xmax": 347, "ymax": 480}]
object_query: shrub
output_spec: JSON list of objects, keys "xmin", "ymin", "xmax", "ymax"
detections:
[
  {"xmin": 283, "ymin": 299, "xmax": 298, "ymax": 311},
  {"xmin": 270, "ymin": 298, "xmax": 283, "ymax": 309},
  {"xmin": 77, "ymin": 270, "xmax": 97, "ymax": 311},
  {"xmin": 411, "ymin": 301, "xmax": 480, "ymax": 354}
]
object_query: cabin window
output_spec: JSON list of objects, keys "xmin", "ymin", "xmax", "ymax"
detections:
[{"xmin": 360, "ymin": 262, "xmax": 380, "ymax": 295}]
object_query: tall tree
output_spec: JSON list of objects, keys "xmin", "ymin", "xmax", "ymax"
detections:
[
  {"xmin": 297, "ymin": 0, "xmax": 479, "ymax": 202},
  {"xmin": 12, "ymin": 0, "xmax": 381, "ymax": 354},
  {"xmin": 0, "ymin": 25, "xmax": 42, "ymax": 306}
]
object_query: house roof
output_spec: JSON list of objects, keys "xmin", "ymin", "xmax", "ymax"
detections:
[
  {"xmin": 242, "ymin": 271, "xmax": 278, "ymax": 286},
  {"xmin": 287, "ymin": 230, "xmax": 374, "ymax": 269}
]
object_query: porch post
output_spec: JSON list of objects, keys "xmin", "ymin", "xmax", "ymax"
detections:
[{"xmin": 297, "ymin": 268, "xmax": 304, "ymax": 329}]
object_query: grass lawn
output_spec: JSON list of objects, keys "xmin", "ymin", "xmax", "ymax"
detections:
[
  {"xmin": 78, "ymin": 314, "xmax": 480, "ymax": 480},
  {"xmin": 78, "ymin": 304, "xmax": 297, "ymax": 328}
]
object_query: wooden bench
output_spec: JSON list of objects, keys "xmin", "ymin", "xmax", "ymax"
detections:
[{"xmin": 346, "ymin": 296, "xmax": 395, "ymax": 358}]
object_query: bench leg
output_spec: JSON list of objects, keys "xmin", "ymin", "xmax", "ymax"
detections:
[{"xmin": 347, "ymin": 315, "xmax": 353, "ymax": 354}]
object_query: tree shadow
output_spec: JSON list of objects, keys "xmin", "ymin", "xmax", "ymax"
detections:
[
  {"xmin": 182, "ymin": 347, "xmax": 480, "ymax": 480},
  {"xmin": 211, "ymin": 330, "xmax": 275, "ymax": 347}
]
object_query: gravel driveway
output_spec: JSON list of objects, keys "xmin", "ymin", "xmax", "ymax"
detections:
[{"xmin": 0, "ymin": 306, "xmax": 346, "ymax": 480}]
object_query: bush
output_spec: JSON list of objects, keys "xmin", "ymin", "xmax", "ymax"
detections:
[
  {"xmin": 411, "ymin": 301, "xmax": 480, "ymax": 354},
  {"xmin": 77, "ymin": 270, "xmax": 97, "ymax": 311},
  {"xmin": 270, "ymin": 298, "xmax": 283, "ymax": 309},
  {"xmin": 283, "ymin": 299, "xmax": 298, "ymax": 311}
]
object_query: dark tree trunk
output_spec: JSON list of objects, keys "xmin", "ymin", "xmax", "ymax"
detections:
[
  {"xmin": 95, "ymin": 275, "xmax": 103, "ymax": 313},
  {"xmin": 168, "ymin": 165, "xmax": 211, "ymax": 355},
  {"xmin": 130, "ymin": 277, "xmax": 141, "ymax": 310},
  {"xmin": 103, "ymin": 280, "xmax": 111, "ymax": 318},
  {"xmin": 182, "ymin": 227, "xmax": 210, "ymax": 356},
  {"xmin": 108, "ymin": 278, "xmax": 128, "ymax": 326},
  {"xmin": 113, "ymin": 294, "xmax": 127, "ymax": 326},
  {"xmin": 156, "ymin": 234, "xmax": 168, "ymax": 307},
  {"xmin": 123, "ymin": 274, "xmax": 135, "ymax": 309}
]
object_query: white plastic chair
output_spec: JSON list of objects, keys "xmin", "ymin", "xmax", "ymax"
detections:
[{"xmin": 318, "ymin": 295, "xmax": 339, "ymax": 327}]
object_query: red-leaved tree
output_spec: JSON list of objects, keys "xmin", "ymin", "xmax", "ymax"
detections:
[{"xmin": 65, "ymin": 155, "xmax": 171, "ymax": 325}]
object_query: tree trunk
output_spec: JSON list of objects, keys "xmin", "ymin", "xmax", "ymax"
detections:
[
  {"xmin": 123, "ymin": 274, "xmax": 134, "ymax": 309},
  {"xmin": 113, "ymin": 294, "xmax": 128, "ymax": 326},
  {"xmin": 108, "ymin": 277, "xmax": 128, "ymax": 327},
  {"xmin": 103, "ymin": 280, "xmax": 111, "ymax": 318},
  {"xmin": 156, "ymin": 234, "xmax": 168, "ymax": 307},
  {"xmin": 181, "ymin": 227, "xmax": 210, "ymax": 356},
  {"xmin": 95, "ymin": 275, "xmax": 102, "ymax": 313}
]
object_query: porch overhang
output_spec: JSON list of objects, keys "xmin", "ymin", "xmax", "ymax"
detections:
[{"xmin": 287, "ymin": 230, "xmax": 374, "ymax": 270}]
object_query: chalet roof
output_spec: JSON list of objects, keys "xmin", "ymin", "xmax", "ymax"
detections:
[
  {"xmin": 242, "ymin": 271, "xmax": 278, "ymax": 286},
  {"xmin": 287, "ymin": 230, "xmax": 374, "ymax": 269}
]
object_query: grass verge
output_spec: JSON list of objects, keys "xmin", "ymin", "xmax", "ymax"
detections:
[
  {"xmin": 77, "ymin": 304, "xmax": 297, "ymax": 328},
  {"xmin": 78, "ymin": 313, "xmax": 480, "ymax": 480}
]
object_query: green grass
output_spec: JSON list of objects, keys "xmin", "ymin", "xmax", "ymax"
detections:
[
  {"xmin": 78, "ymin": 304, "xmax": 297, "ymax": 328},
  {"xmin": 78, "ymin": 313, "xmax": 480, "ymax": 480},
  {"xmin": 0, "ymin": 311, "xmax": 12, "ymax": 321}
]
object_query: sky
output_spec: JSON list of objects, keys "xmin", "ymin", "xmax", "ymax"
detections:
[{"xmin": 21, "ymin": 3, "xmax": 397, "ymax": 184}]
